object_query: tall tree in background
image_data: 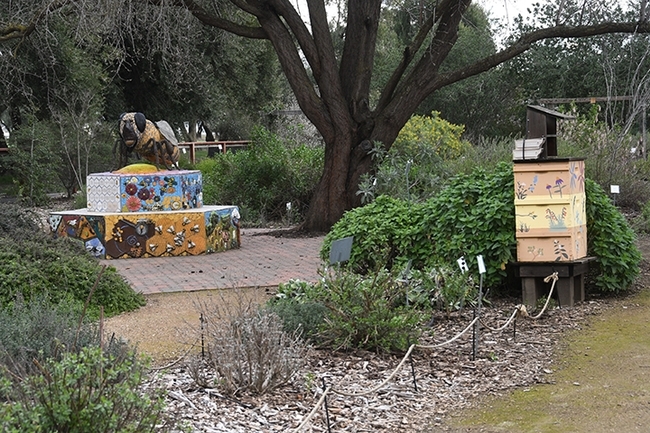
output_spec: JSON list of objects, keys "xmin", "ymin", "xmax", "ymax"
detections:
[
  {"xmin": 174, "ymin": 0, "xmax": 650, "ymax": 231},
  {"xmin": 3, "ymin": 0, "xmax": 650, "ymax": 230}
]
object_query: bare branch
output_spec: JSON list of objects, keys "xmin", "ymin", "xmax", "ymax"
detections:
[
  {"xmin": 267, "ymin": 0, "xmax": 321, "ymax": 79},
  {"xmin": 376, "ymin": 0, "xmax": 455, "ymax": 113},
  {"xmin": 0, "ymin": 0, "xmax": 69, "ymax": 43},
  {"xmin": 431, "ymin": 21, "xmax": 650, "ymax": 93},
  {"xmin": 178, "ymin": 0, "xmax": 268, "ymax": 39}
]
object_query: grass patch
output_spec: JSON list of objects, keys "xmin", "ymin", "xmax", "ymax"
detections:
[{"xmin": 449, "ymin": 289, "xmax": 650, "ymax": 433}]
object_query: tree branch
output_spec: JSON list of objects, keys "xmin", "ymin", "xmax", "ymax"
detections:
[
  {"xmin": 178, "ymin": 0, "xmax": 268, "ymax": 39},
  {"xmin": 431, "ymin": 21, "xmax": 650, "ymax": 93},
  {"xmin": 374, "ymin": 0, "xmax": 470, "ymax": 139},
  {"xmin": 0, "ymin": 0, "xmax": 69, "ymax": 43},
  {"xmin": 267, "ymin": 0, "xmax": 321, "ymax": 80},
  {"xmin": 376, "ymin": 0, "xmax": 456, "ymax": 113},
  {"xmin": 338, "ymin": 0, "xmax": 382, "ymax": 124},
  {"xmin": 256, "ymin": 7, "xmax": 336, "ymax": 141}
]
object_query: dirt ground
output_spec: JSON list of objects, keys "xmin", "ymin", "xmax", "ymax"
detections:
[
  {"xmin": 104, "ymin": 287, "xmax": 275, "ymax": 364},
  {"xmin": 105, "ymin": 235, "xmax": 650, "ymax": 432}
]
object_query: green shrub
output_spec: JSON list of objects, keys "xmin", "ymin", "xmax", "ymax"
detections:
[
  {"xmin": 0, "ymin": 346, "xmax": 166, "ymax": 433},
  {"xmin": 266, "ymin": 272, "xmax": 425, "ymax": 353},
  {"xmin": 316, "ymin": 268, "xmax": 425, "ymax": 353},
  {"xmin": 585, "ymin": 179, "xmax": 641, "ymax": 292},
  {"xmin": 639, "ymin": 200, "xmax": 650, "ymax": 233},
  {"xmin": 405, "ymin": 266, "xmax": 479, "ymax": 316},
  {"xmin": 357, "ymin": 114, "xmax": 492, "ymax": 205},
  {"xmin": 265, "ymin": 300, "xmax": 328, "ymax": 342},
  {"xmin": 196, "ymin": 126, "xmax": 323, "ymax": 224},
  {"xmin": 0, "ymin": 295, "xmax": 102, "ymax": 381},
  {"xmin": 321, "ymin": 195, "xmax": 433, "ymax": 273},
  {"xmin": 420, "ymin": 162, "xmax": 517, "ymax": 289},
  {"xmin": 266, "ymin": 280, "xmax": 327, "ymax": 342},
  {"xmin": 394, "ymin": 111, "xmax": 471, "ymax": 159},
  {"xmin": 324, "ymin": 163, "xmax": 640, "ymax": 294},
  {"xmin": 0, "ymin": 205, "xmax": 144, "ymax": 317}
]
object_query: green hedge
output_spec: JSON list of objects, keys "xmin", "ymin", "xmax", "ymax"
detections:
[{"xmin": 323, "ymin": 163, "xmax": 640, "ymax": 293}]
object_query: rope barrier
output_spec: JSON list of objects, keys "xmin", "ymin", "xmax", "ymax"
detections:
[
  {"xmin": 480, "ymin": 306, "xmax": 520, "ymax": 332},
  {"xmin": 291, "ymin": 388, "xmax": 331, "ymax": 432},
  {"xmin": 530, "ymin": 272, "xmax": 558, "ymax": 320},
  {"xmin": 416, "ymin": 316, "xmax": 480, "ymax": 349},
  {"xmin": 291, "ymin": 272, "xmax": 560, "ymax": 432},
  {"xmin": 331, "ymin": 344, "xmax": 416, "ymax": 397}
]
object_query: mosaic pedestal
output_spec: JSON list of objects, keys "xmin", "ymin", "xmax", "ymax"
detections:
[
  {"xmin": 86, "ymin": 169, "xmax": 202, "ymax": 213},
  {"xmin": 50, "ymin": 205, "xmax": 240, "ymax": 259}
]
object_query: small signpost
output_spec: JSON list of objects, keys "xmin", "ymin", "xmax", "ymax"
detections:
[
  {"xmin": 329, "ymin": 236, "xmax": 354, "ymax": 265},
  {"xmin": 610, "ymin": 184, "xmax": 620, "ymax": 206},
  {"xmin": 472, "ymin": 255, "xmax": 487, "ymax": 361}
]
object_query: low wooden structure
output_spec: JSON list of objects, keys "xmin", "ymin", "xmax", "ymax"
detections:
[
  {"xmin": 513, "ymin": 257, "xmax": 595, "ymax": 308},
  {"xmin": 177, "ymin": 141, "xmax": 250, "ymax": 164}
]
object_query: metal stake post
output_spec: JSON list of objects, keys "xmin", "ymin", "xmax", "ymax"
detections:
[{"xmin": 322, "ymin": 378, "xmax": 332, "ymax": 433}]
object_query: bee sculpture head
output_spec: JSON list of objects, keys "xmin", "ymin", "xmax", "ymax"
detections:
[
  {"xmin": 116, "ymin": 112, "xmax": 180, "ymax": 170},
  {"xmin": 119, "ymin": 112, "xmax": 146, "ymax": 149}
]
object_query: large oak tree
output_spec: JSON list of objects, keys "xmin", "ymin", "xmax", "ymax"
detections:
[
  {"xmin": 4, "ymin": 0, "xmax": 650, "ymax": 231},
  {"xmin": 175, "ymin": 0, "xmax": 650, "ymax": 232}
]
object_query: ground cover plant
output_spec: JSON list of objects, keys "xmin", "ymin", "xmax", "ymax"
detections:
[
  {"xmin": 0, "ymin": 345, "xmax": 166, "ymax": 433},
  {"xmin": 0, "ymin": 204, "xmax": 144, "ymax": 317},
  {"xmin": 0, "ymin": 204, "xmax": 167, "ymax": 432}
]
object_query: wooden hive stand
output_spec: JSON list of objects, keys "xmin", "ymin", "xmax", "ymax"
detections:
[{"xmin": 513, "ymin": 257, "xmax": 595, "ymax": 308}]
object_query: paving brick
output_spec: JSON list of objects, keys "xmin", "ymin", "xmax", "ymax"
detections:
[{"xmin": 103, "ymin": 229, "xmax": 325, "ymax": 294}]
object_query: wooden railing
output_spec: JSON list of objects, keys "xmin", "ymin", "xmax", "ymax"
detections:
[{"xmin": 177, "ymin": 140, "xmax": 250, "ymax": 164}]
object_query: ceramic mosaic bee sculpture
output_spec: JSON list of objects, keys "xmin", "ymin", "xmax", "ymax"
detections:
[{"xmin": 117, "ymin": 112, "xmax": 180, "ymax": 170}]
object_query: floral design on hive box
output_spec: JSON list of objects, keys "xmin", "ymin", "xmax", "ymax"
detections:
[
  {"xmin": 87, "ymin": 169, "xmax": 202, "ymax": 213},
  {"xmin": 513, "ymin": 159, "xmax": 587, "ymax": 262}
]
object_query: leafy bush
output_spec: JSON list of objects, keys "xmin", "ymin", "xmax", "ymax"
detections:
[
  {"xmin": 321, "ymin": 195, "xmax": 433, "ymax": 273},
  {"xmin": 328, "ymin": 163, "xmax": 515, "ymax": 288},
  {"xmin": 357, "ymin": 114, "xmax": 483, "ymax": 204},
  {"xmin": 266, "ymin": 280, "xmax": 327, "ymax": 342},
  {"xmin": 393, "ymin": 111, "xmax": 471, "ymax": 159},
  {"xmin": 420, "ymin": 162, "xmax": 516, "ymax": 289},
  {"xmin": 585, "ymin": 179, "xmax": 641, "ymax": 292},
  {"xmin": 0, "ymin": 346, "xmax": 165, "ymax": 433},
  {"xmin": 325, "ymin": 163, "xmax": 640, "ymax": 294},
  {"xmin": 266, "ymin": 271, "xmax": 425, "ymax": 353},
  {"xmin": 197, "ymin": 126, "xmax": 323, "ymax": 224},
  {"xmin": 356, "ymin": 141, "xmax": 452, "ymax": 204},
  {"xmin": 405, "ymin": 266, "xmax": 479, "ymax": 316},
  {"xmin": 0, "ymin": 204, "xmax": 144, "ymax": 317},
  {"xmin": 0, "ymin": 295, "xmax": 101, "ymax": 380},
  {"xmin": 315, "ymin": 268, "xmax": 425, "ymax": 353},
  {"xmin": 0, "ymin": 118, "xmax": 61, "ymax": 206}
]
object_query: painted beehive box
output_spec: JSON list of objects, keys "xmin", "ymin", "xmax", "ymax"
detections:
[
  {"xmin": 514, "ymin": 159, "xmax": 587, "ymax": 262},
  {"xmin": 50, "ymin": 205, "xmax": 240, "ymax": 259},
  {"xmin": 87, "ymin": 169, "xmax": 202, "ymax": 213}
]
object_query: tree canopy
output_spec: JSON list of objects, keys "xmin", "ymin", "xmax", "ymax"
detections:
[{"xmin": 2, "ymin": 0, "xmax": 650, "ymax": 229}]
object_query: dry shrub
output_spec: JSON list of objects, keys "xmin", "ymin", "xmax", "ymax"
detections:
[{"xmin": 187, "ymin": 294, "xmax": 308, "ymax": 396}]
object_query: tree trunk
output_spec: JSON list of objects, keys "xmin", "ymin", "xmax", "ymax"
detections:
[{"xmin": 302, "ymin": 131, "xmax": 374, "ymax": 232}]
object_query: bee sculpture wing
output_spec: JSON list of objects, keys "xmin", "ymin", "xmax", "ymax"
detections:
[{"xmin": 155, "ymin": 120, "xmax": 178, "ymax": 146}]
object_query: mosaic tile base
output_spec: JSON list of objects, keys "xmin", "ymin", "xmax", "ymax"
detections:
[{"xmin": 50, "ymin": 205, "xmax": 239, "ymax": 259}]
